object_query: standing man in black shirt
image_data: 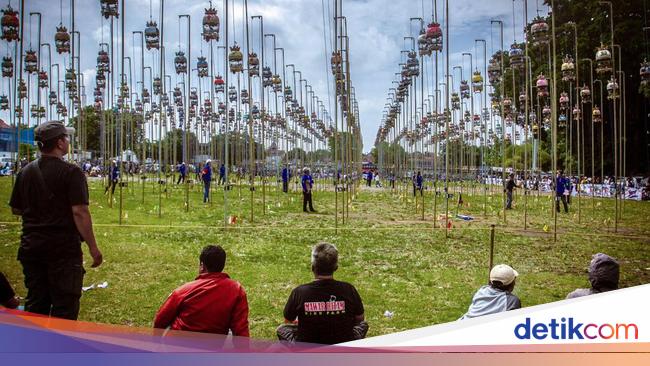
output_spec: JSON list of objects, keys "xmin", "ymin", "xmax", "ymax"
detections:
[
  {"xmin": 505, "ymin": 173, "xmax": 518, "ymax": 210},
  {"xmin": 9, "ymin": 121, "xmax": 103, "ymax": 320},
  {"xmin": 277, "ymin": 242, "xmax": 368, "ymax": 344}
]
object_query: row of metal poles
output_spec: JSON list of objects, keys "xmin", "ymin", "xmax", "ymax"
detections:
[{"xmin": 374, "ymin": 0, "xmax": 630, "ymax": 240}]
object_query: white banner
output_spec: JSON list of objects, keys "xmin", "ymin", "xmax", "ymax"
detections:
[{"xmin": 345, "ymin": 284, "xmax": 649, "ymax": 346}]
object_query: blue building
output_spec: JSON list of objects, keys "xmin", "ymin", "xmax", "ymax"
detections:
[{"xmin": 0, "ymin": 120, "xmax": 34, "ymax": 152}]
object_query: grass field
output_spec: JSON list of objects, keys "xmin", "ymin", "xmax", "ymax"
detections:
[{"xmin": 1, "ymin": 175, "xmax": 649, "ymax": 340}]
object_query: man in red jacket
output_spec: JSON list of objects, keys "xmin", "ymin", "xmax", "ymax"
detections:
[{"xmin": 154, "ymin": 245, "xmax": 249, "ymax": 336}]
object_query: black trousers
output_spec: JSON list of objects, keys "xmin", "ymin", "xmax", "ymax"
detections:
[
  {"xmin": 276, "ymin": 322, "xmax": 369, "ymax": 343},
  {"xmin": 556, "ymin": 195, "xmax": 569, "ymax": 213},
  {"xmin": 282, "ymin": 180, "xmax": 288, "ymax": 193},
  {"xmin": 105, "ymin": 179, "xmax": 117, "ymax": 195},
  {"xmin": 303, "ymin": 191, "xmax": 314, "ymax": 212},
  {"xmin": 177, "ymin": 174, "xmax": 185, "ymax": 184},
  {"xmin": 20, "ymin": 256, "xmax": 85, "ymax": 320}
]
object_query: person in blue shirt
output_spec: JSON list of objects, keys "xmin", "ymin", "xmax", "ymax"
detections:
[
  {"xmin": 218, "ymin": 163, "xmax": 226, "ymax": 186},
  {"xmin": 177, "ymin": 162, "xmax": 186, "ymax": 184},
  {"xmin": 105, "ymin": 160, "xmax": 119, "ymax": 195},
  {"xmin": 366, "ymin": 170, "xmax": 373, "ymax": 187},
  {"xmin": 301, "ymin": 167, "xmax": 315, "ymax": 212},
  {"xmin": 281, "ymin": 164, "xmax": 291, "ymax": 193},
  {"xmin": 202, "ymin": 159, "xmax": 212, "ymax": 203},
  {"xmin": 555, "ymin": 170, "xmax": 569, "ymax": 213}
]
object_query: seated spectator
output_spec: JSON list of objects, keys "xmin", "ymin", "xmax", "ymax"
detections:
[
  {"xmin": 460, "ymin": 264, "xmax": 521, "ymax": 320},
  {"xmin": 154, "ymin": 245, "xmax": 249, "ymax": 336},
  {"xmin": 277, "ymin": 242, "xmax": 368, "ymax": 344},
  {"xmin": 567, "ymin": 253, "xmax": 619, "ymax": 299},
  {"xmin": 0, "ymin": 272, "xmax": 20, "ymax": 309}
]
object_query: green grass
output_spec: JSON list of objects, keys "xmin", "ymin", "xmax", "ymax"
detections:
[{"xmin": 1, "ymin": 175, "xmax": 649, "ymax": 339}]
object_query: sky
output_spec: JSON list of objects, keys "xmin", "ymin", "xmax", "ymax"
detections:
[{"xmin": 2, "ymin": 0, "xmax": 547, "ymax": 153}]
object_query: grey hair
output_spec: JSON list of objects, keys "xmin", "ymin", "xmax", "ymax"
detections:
[{"xmin": 311, "ymin": 242, "xmax": 338, "ymax": 275}]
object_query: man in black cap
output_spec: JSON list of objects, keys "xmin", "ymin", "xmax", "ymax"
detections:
[{"xmin": 9, "ymin": 121, "xmax": 103, "ymax": 320}]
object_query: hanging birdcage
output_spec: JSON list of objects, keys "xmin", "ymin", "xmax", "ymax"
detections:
[
  {"xmin": 239, "ymin": 89, "xmax": 249, "ymax": 104},
  {"xmin": 214, "ymin": 75, "xmax": 224, "ymax": 93},
  {"xmin": 460, "ymin": 80, "xmax": 470, "ymax": 99},
  {"xmin": 331, "ymin": 51, "xmax": 342, "ymax": 75},
  {"xmin": 204, "ymin": 98, "xmax": 212, "ymax": 110},
  {"xmin": 509, "ymin": 44, "xmax": 524, "ymax": 69},
  {"xmin": 607, "ymin": 76, "xmax": 619, "ymax": 99},
  {"xmin": 49, "ymin": 91, "xmax": 57, "ymax": 105},
  {"xmin": 426, "ymin": 21, "xmax": 442, "ymax": 52},
  {"xmin": 100, "ymin": 0, "xmax": 119, "ymax": 19},
  {"xmin": 529, "ymin": 16, "xmax": 549, "ymax": 46},
  {"xmin": 134, "ymin": 99, "xmax": 143, "ymax": 113},
  {"xmin": 228, "ymin": 44, "xmax": 243, "ymax": 73},
  {"xmin": 572, "ymin": 105, "xmax": 581, "ymax": 121},
  {"xmin": 217, "ymin": 102, "xmax": 225, "ymax": 114},
  {"xmin": 202, "ymin": 6, "xmax": 220, "ymax": 42},
  {"xmin": 580, "ymin": 85, "xmax": 591, "ymax": 104},
  {"xmin": 595, "ymin": 44, "xmax": 612, "ymax": 76},
  {"xmin": 536, "ymin": 74, "xmax": 549, "ymax": 98},
  {"xmin": 175, "ymin": 51, "xmax": 187, "ymax": 74},
  {"xmin": 558, "ymin": 113, "xmax": 567, "ymax": 127},
  {"xmin": 25, "ymin": 50, "xmax": 38, "ymax": 74},
  {"xmin": 142, "ymin": 88, "xmax": 150, "ymax": 103},
  {"xmin": 38, "ymin": 70, "xmax": 48, "ymax": 88},
  {"xmin": 153, "ymin": 77, "xmax": 162, "ymax": 95},
  {"xmin": 1, "ymin": 6, "xmax": 19, "ymax": 42},
  {"xmin": 1, "ymin": 56, "xmax": 12, "ymax": 78},
  {"xmin": 502, "ymin": 98, "xmax": 512, "ymax": 114},
  {"xmin": 488, "ymin": 56, "xmax": 501, "ymax": 84},
  {"xmin": 189, "ymin": 90, "xmax": 198, "ymax": 107},
  {"xmin": 144, "ymin": 20, "xmax": 160, "ymax": 50},
  {"xmin": 95, "ymin": 70, "xmax": 106, "ymax": 89},
  {"xmin": 18, "ymin": 79, "xmax": 27, "ymax": 99},
  {"xmin": 94, "ymin": 101, "xmax": 102, "ymax": 112},
  {"xmin": 284, "ymin": 86, "xmax": 293, "ymax": 99},
  {"xmin": 248, "ymin": 52, "xmax": 259, "ymax": 77},
  {"xmin": 407, "ymin": 51, "xmax": 419, "ymax": 77},
  {"xmin": 505, "ymin": 115, "xmax": 513, "ymax": 127},
  {"xmin": 559, "ymin": 92, "xmax": 569, "ymax": 110},
  {"xmin": 161, "ymin": 94, "xmax": 169, "ymax": 106},
  {"xmin": 197, "ymin": 56, "xmax": 208, "ymax": 77},
  {"xmin": 173, "ymin": 87, "xmax": 182, "ymax": 105},
  {"xmin": 228, "ymin": 86, "xmax": 237, "ymax": 102},
  {"xmin": 417, "ymin": 29, "xmax": 431, "ymax": 57},
  {"xmin": 0, "ymin": 95, "xmax": 7, "ymax": 110},
  {"xmin": 471, "ymin": 70, "xmax": 483, "ymax": 93},
  {"xmin": 53, "ymin": 24, "xmax": 71, "ymax": 54},
  {"xmin": 272, "ymin": 74, "xmax": 282, "ymax": 92},
  {"xmin": 561, "ymin": 55, "xmax": 575, "ymax": 82},
  {"xmin": 97, "ymin": 50, "xmax": 109, "ymax": 72},
  {"xmin": 641, "ymin": 60, "xmax": 650, "ymax": 85},
  {"xmin": 262, "ymin": 66, "xmax": 272, "ymax": 87},
  {"xmin": 532, "ymin": 123, "xmax": 540, "ymax": 137},
  {"xmin": 56, "ymin": 102, "xmax": 67, "ymax": 116},
  {"xmin": 451, "ymin": 92, "xmax": 460, "ymax": 110},
  {"xmin": 518, "ymin": 90, "xmax": 527, "ymax": 106},
  {"xmin": 592, "ymin": 106, "xmax": 602, "ymax": 123},
  {"xmin": 120, "ymin": 82, "xmax": 129, "ymax": 97}
]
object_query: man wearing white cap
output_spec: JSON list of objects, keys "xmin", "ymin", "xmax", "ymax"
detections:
[{"xmin": 459, "ymin": 264, "xmax": 521, "ymax": 320}]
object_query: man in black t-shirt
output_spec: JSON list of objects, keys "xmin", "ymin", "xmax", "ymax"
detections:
[
  {"xmin": 505, "ymin": 173, "xmax": 518, "ymax": 209},
  {"xmin": 9, "ymin": 121, "xmax": 103, "ymax": 320},
  {"xmin": 277, "ymin": 242, "xmax": 368, "ymax": 344}
]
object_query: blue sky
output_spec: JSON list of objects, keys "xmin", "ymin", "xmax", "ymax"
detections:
[{"xmin": 2, "ymin": 0, "xmax": 546, "ymax": 153}]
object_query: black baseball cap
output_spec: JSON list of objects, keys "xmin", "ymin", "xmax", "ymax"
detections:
[{"xmin": 34, "ymin": 121, "xmax": 75, "ymax": 142}]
